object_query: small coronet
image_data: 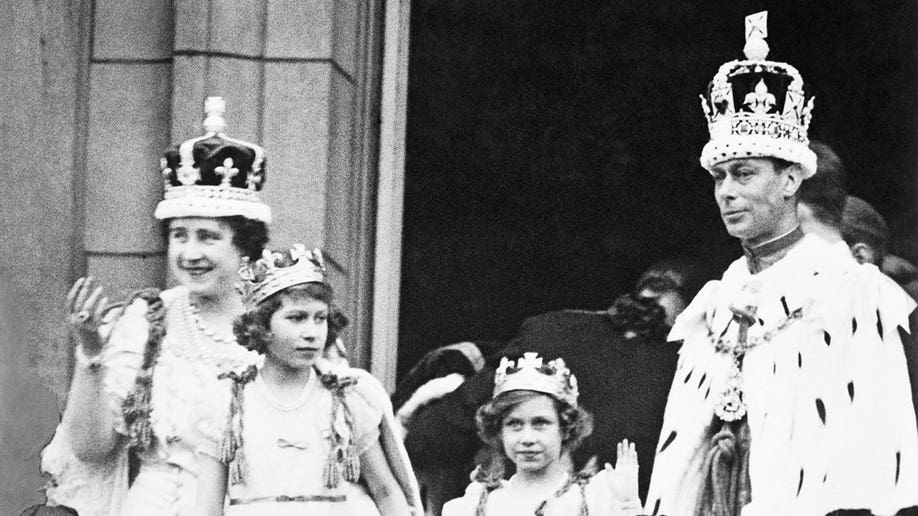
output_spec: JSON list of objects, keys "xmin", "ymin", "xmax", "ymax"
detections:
[
  {"xmin": 237, "ymin": 245, "xmax": 328, "ymax": 308},
  {"xmin": 493, "ymin": 352, "xmax": 579, "ymax": 406}
]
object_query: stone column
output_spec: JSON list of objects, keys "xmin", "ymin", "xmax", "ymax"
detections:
[
  {"xmin": 1, "ymin": 0, "xmax": 89, "ymax": 399},
  {"xmin": 83, "ymin": 0, "xmax": 173, "ymax": 303}
]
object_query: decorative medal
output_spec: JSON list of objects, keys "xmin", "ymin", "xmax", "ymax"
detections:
[
  {"xmin": 711, "ymin": 280, "xmax": 805, "ymax": 422},
  {"xmin": 715, "ymin": 358, "xmax": 747, "ymax": 421}
]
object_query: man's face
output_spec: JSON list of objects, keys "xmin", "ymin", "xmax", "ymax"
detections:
[{"xmin": 710, "ymin": 158, "xmax": 794, "ymax": 245}]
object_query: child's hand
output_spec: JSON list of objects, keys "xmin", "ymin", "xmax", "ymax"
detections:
[{"xmin": 604, "ymin": 439, "xmax": 639, "ymax": 504}]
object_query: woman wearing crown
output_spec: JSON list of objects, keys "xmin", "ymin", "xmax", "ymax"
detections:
[
  {"xmin": 193, "ymin": 245, "xmax": 423, "ymax": 515},
  {"xmin": 442, "ymin": 353, "xmax": 642, "ymax": 516},
  {"xmin": 41, "ymin": 98, "xmax": 272, "ymax": 516}
]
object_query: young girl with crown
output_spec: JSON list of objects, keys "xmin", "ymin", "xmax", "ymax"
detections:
[
  {"xmin": 442, "ymin": 353, "xmax": 642, "ymax": 516},
  {"xmin": 195, "ymin": 245, "xmax": 423, "ymax": 515}
]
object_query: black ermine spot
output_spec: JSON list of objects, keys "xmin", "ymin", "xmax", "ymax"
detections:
[{"xmin": 659, "ymin": 431, "xmax": 677, "ymax": 453}]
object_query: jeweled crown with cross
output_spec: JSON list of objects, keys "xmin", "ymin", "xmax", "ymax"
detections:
[
  {"xmin": 493, "ymin": 352, "xmax": 580, "ymax": 406},
  {"xmin": 700, "ymin": 11, "xmax": 817, "ymax": 178},
  {"xmin": 237, "ymin": 244, "xmax": 327, "ymax": 308},
  {"xmin": 155, "ymin": 96, "xmax": 271, "ymax": 223}
]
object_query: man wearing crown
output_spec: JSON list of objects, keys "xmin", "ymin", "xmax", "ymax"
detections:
[{"xmin": 644, "ymin": 12, "xmax": 918, "ymax": 516}]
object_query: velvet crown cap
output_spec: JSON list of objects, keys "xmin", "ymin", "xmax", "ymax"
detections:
[{"xmin": 155, "ymin": 96, "xmax": 271, "ymax": 223}]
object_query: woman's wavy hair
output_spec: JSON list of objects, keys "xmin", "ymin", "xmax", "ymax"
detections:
[
  {"xmin": 161, "ymin": 215, "xmax": 269, "ymax": 261},
  {"xmin": 475, "ymin": 389, "xmax": 593, "ymax": 478},
  {"xmin": 606, "ymin": 258, "xmax": 709, "ymax": 340},
  {"xmin": 232, "ymin": 282, "xmax": 348, "ymax": 355}
]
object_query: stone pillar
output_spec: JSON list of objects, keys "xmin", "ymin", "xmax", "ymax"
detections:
[
  {"xmin": 1, "ymin": 0, "xmax": 87, "ymax": 399},
  {"xmin": 83, "ymin": 0, "xmax": 173, "ymax": 304}
]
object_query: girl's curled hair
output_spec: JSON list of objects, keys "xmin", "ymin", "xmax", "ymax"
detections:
[
  {"xmin": 475, "ymin": 389, "xmax": 593, "ymax": 478},
  {"xmin": 233, "ymin": 282, "xmax": 347, "ymax": 355}
]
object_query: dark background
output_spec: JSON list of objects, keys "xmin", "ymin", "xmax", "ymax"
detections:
[{"xmin": 397, "ymin": 0, "xmax": 918, "ymax": 377}]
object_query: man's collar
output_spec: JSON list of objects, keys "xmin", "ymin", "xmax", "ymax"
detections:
[{"xmin": 742, "ymin": 226, "xmax": 805, "ymax": 273}]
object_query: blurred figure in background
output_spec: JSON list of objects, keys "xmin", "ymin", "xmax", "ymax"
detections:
[
  {"xmin": 843, "ymin": 195, "xmax": 890, "ymax": 266},
  {"xmin": 0, "ymin": 279, "xmax": 61, "ymax": 515},
  {"xmin": 795, "ymin": 139, "xmax": 918, "ymax": 302},
  {"xmin": 842, "ymin": 195, "xmax": 918, "ymax": 301},
  {"xmin": 797, "ymin": 141, "xmax": 848, "ymax": 246}
]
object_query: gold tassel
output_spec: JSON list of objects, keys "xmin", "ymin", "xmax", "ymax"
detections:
[
  {"xmin": 230, "ymin": 448, "xmax": 247, "ymax": 486},
  {"xmin": 217, "ymin": 370, "xmax": 256, "ymax": 487},
  {"xmin": 344, "ymin": 444, "xmax": 361, "ymax": 482},
  {"xmin": 324, "ymin": 452, "xmax": 340, "ymax": 488},
  {"xmin": 123, "ymin": 371, "xmax": 154, "ymax": 451}
]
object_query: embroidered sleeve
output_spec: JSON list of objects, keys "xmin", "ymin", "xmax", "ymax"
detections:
[
  {"xmin": 100, "ymin": 297, "xmax": 153, "ymax": 435},
  {"xmin": 347, "ymin": 373, "xmax": 386, "ymax": 454},
  {"xmin": 194, "ymin": 376, "xmax": 235, "ymax": 460}
]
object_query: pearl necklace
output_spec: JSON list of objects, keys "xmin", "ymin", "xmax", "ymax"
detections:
[
  {"xmin": 188, "ymin": 301, "xmax": 236, "ymax": 344},
  {"xmin": 170, "ymin": 294, "xmax": 243, "ymax": 370}
]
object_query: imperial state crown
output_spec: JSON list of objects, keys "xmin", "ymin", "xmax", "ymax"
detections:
[{"xmin": 700, "ymin": 11, "xmax": 817, "ymax": 177}]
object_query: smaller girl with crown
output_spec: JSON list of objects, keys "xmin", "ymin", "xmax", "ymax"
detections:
[
  {"xmin": 194, "ymin": 245, "xmax": 423, "ymax": 515},
  {"xmin": 442, "ymin": 353, "xmax": 642, "ymax": 516}
]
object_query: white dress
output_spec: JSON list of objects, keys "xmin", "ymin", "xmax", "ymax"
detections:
[
  {"xmin": 442, "ymin": 470, "xmax": 641, "ymax": 516},
  {"xmin": 41, "ymin": 287, "xmax": 259, "ymax": 516},
  {"xmin": 645, "ymin": 235, "xmax": 918, "ymax": 516},
  {"xmin": 212, "ymin": 366, "xmax": 385, "ymax": 516}
]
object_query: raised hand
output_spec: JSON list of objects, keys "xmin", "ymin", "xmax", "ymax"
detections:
[
  {"xmin": 604, "ymin": 438, "xmax": 639, "ymax": 505},
  {"xmin": 67, "ymin": 277, "xmax": 109, "ymax": 356}
]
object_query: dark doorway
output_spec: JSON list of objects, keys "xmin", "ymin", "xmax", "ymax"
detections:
[{"xmin": 397, "ymin": 0, "xmax": 918, "ymax": 377}]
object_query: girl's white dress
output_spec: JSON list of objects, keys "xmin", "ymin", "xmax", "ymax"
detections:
[
  {"xmin": 210, "ymin": 366, "xmax": 386, "ymax": 515},
  {"xmin": 442, "ymin": 470, "xmax": 641, "ymax": 516},
  {"xmin": 41, "ymin": 287, "xmax": 259, "ymax": 516}
]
